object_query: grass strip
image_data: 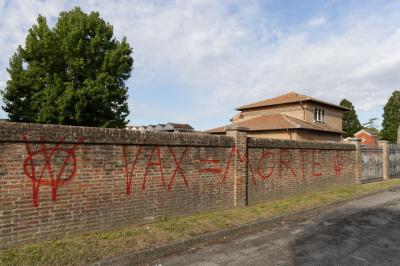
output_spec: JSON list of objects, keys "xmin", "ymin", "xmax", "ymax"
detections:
[{"xmin": 1, "ymin": 179, "xmax": 400, "ymax": 266}]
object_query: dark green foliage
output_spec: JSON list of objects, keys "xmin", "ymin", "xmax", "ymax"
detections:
[
  {"xmin": 381, "ymin": 91, "xmax": 400, "ymax": 142},
  {"xmin": 361, "ymin": 127, "xmax": 380, "ymax": 135},
  {"xmin": 340, "ymin": 99, "xmax": 362, "ymax": 138},
  {"xmin": 1, "ymin": 7, "xmax": 133, "ymax": 128}
]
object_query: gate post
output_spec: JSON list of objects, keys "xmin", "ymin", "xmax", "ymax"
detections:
[
  {"xmin": 344, "ymin": 138, "xmax": 362, "ymax": 184},
  {"xmin": 378, "ymin": 140, "xmax": 390, "ymax": 180},
  {"xmin": 225, "ymin": 125, "xmax": 249, "ymax": 207}
]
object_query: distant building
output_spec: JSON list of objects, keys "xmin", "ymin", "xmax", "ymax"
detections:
[
  {"xmin": 163, "ymin": 123, "xmax": 194, "ymax": 132},
  {"xmin": 206, "ymin": 91, "xmax": 348, "ymax": 142},
  {"xmin": 126, "ymin": 122, "xmax": 194, "ymax": 133},
  {"xmin": 138, "ymin": 126, "xmax": 147, "ymax": 132},
  {"xmin": 154, "ymin": 124, "xmax": 166, "ymax": 131},
  {"xmin": 125, "ymin": 126, "xmax": 139, "ymax": 131},
  {"xmin": 354, "ymin": 128, "xmax": 379, "ymax": 147},
  {"xmin": 145, "ymin": 125, "xmax": 156, "ymax": 132}
]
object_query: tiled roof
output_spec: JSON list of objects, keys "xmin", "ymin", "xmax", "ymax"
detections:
[
  {"xmin": 166, "ymin": 123, "xmax": 194, "ymax": 130},
  {"xmin": 128, "ymin": 123, "xmax": 194, "ymax": 132},
  {"xmin": 236, "ymin": 91, "xmax": 349, "ymax": 111},
  {"xmin": 355, "ymin": 128, "xmax": 380, "ymax": 136},
  {"xmin": 206, "ymin": 114, "xmax": 343, "ymax": 134}
]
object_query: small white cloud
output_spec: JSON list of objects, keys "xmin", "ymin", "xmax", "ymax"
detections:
[{"xmin": 307, "ymin": 16, "xmax": 327, "ymax": 28}]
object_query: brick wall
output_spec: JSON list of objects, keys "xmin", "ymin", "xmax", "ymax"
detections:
[
  {"xmin": 0, "ymin": 122, "xmax": 356, "ymax": 249},
  {"xmin": 247, "ymin": 138, "xmax": 356, "ymax": 204},
  {"xmin": 354, "ymin": 131, "xmax": 378, "ymax": 147}
]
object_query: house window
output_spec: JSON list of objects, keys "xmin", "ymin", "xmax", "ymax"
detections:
[{"xmin": 314, "ymin": 108, "xmax": 325, "ymax": 123}]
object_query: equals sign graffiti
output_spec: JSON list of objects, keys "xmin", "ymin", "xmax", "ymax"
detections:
[{"xmin": 199, "ymin": 159, "xmax": 222, "ymax": 173}]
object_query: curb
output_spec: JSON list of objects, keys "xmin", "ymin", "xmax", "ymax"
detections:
[{"xmin": 92, "ymin": 188, "xmax": 388, "ymax": 266}]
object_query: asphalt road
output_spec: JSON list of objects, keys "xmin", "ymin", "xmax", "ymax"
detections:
[{"xmin": 152, "ymin": 190, "xmax": 400, "ymax": 266}]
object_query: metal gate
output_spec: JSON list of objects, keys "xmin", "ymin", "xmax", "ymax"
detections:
[
  {"xmin": 361, "ymin": 147, "xmax": 383, "ymax": 183},
  {"xmin": 390, "ymin": 144, "xmax": 400, "ymax": 177}
]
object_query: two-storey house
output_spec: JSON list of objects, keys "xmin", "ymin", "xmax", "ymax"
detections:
[{"xmin": 206, "ymin": 92, "xmax": 349, "ymax": 142}]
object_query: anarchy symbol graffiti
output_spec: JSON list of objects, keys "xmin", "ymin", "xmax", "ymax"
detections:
[{"xmin": 22, "ymin": 133, "xmax": 84, "ymax": 207}]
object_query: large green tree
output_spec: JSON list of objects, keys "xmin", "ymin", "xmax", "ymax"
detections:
[
  {"xmin": 381, "ymin": 90, "xmax": 400, "ymax": 142},
  {"xmin": 340, "ymin": 98, "xmax": 362, "ymax": 138},
  {"xmin": 1, "ymin": 7, "xmax": 133, "ymax": 127}
]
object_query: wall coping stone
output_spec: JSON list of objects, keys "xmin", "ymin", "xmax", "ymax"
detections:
[
  {"xmin": 344, "ymin": 138, "xmax": 361, "ymax": 142},
  {"xmin": 248, "ymin": 137, "xmax": 356, "ymax": 150},
  {"xmin": 0, "ymin": 121, "xmax": 235, "ymax": 147},
  {"xmin": 225, "ymin": 125, "xmax": 249, "ymax": 132}
]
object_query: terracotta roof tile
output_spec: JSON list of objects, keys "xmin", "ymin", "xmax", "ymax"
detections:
[
  {"xmin": 206, "ymin": 114, "xmax": 343, "ymax": 134},
  {"xmin": 355, "ymin": 128, "xmax": 379, "ymax": 136},
  {"xmin": 236, "ymin": 91, "xmax": 349, "ymax": 111}
]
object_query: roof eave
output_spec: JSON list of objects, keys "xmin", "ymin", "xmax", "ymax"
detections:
[
  {"xmin": 208, "ymin": 127, "xmax": 343, "ymax": 134},
  {"xmin": 236, "ymin": 99, "xmax": 350, "ymax": 111}
]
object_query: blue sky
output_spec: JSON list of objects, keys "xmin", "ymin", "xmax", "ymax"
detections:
[{"xmin": 1, "ymin": 0, "xmax": 400, "ymax": 130}]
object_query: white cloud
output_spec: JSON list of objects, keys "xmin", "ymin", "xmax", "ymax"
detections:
[
  {"xmin": 307, "ymin": 16, "xmax": 326, "ymax": 28},
  {"xmin": 0, "ymin": 1, "xmax": 399, "ymax": 129}
]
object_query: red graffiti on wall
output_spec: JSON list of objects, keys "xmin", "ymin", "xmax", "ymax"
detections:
[
  {"xmin": 142, "ymin": 146, "xmax": 165, "ymax": 191},
  {"xmin": 236, "ymin": 149, "xmax": 299, "ymax": 182},
  {"xmin": 123, "ymin": 146, "xmax": 143, "ymax": 194},
  {"xmin": 279, "ymin": 149, "xmax": 297, "ymax": 178},
  {"xmin": 199, "ymin": 159, "xmax": 222, "ymax": 173},
  {"xmin": 167, "ymin": 147, "xmax": 189, "ymax": 192},
  {"xmin": 311, "ymin": 150, "xmax": 322, "ymax": 177},
  {"xmin": 257, "ymin": 150, "xmax": 275, "ymax": 180},
  {"xmin": 222, "ymin": 147, "xmax": 256, "ymax": 185},
  {"xmin": 333, "ymin": 152, "xmax": 344, "ymax": 176},
  {"xmin": 121, "ymin": 145, "xmax": 347, "ymax": 195},
  {"xmin": 299, "ymin": 150, "xmax": 308, "ymax": 181},
  {"xmin": 123, "ymin": 146, "xmax": 189, "ymax": 193},
  {"xmin": 22, "ymin": 133, "xmax": 84, "ymax": 207}
]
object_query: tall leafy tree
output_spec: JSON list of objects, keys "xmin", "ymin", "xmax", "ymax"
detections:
[
  {"xmin": 340, "ymin": 98, "xmax": 362, "ymax": 138},
  {"xmin": 1, "ymin": 7, "xmax": 133, "ymax": 128},
  {"xmin": 381, "ymin": 90, "xmax": 400, "ymax": 142}
]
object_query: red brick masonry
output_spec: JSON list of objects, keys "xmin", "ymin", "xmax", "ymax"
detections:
[{"xmin": 0, "ymin": 122, "xmax": 356, "ymax": 249}]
